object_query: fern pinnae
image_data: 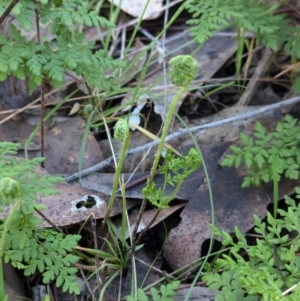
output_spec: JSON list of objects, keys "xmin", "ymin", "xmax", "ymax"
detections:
[
  {"xmin": 125, "ymin": 280, "xmax": 181, "ymax": 301},
  {"xmin": 0, "ymin": 142, "xmax": 81, "ymax": 294}
]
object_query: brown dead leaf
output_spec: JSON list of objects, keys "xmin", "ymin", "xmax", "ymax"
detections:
[
  {"xmin": 0, "ymin": 115, "xmax": 103, "ymax": 174},
  {"xmin": 122, "ymin": 203, "xmax": 186, "ymax": 238},
  {"xmin": 0, "ymin": 163, "xmax": 137, "ymax": 227},
  {"xmin": 35, "ymin": 181, "xmax": 137, "ymax": 227}
]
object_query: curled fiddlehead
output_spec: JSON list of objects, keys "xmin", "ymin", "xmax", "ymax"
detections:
[
  {"xmin": 147, "ymin": 55, "xmax": 199, "ymax": 185},
  {"xmin": 131, "ymin": 55, "xmax": 199, "ymax": 247},
  {"xmin": 169, "ymin": 55, "xmax": 199, "ymax": 87},
  {"xmin": 0, "ymin": 177, "xmax": 22, "ymax": 205}
]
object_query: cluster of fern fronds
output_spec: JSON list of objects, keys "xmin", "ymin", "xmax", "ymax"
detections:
[
  {"xmin": 185, "ymin": 0, "xmax": 300, "ymax": 59},
  {"xmin": 0, "ymin": 0, "xmax": 123, "ymax": 92},
  {"xmin": 0, "ymin": 142, "xmax": 81, "ymax": 294}
]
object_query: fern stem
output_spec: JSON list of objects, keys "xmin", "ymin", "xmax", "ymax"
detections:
[
  {"xmin": 131, "ymin": 55, "xmax": 199, "ymax": 250},
  {"xmin": 130, "ymin": 85, "xmax": 187, "ymax": 247},
  {"xmin": 273, "ymin": 175, "xmax": 279, "ymax": 218}
]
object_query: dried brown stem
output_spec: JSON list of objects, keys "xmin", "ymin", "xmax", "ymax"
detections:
[{"xmin": 0, "ymin": 0, "xmax": 20, "ymax": 26}]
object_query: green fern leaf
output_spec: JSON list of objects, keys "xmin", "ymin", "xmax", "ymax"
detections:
[
  {"xmin": 185, "ymin": 0, "xmax": 289, "ymax": 54},
  {"xmin": 61, "ymin": 275, "xmax": 80, "ymax": 294},
  {"xmin": 137, "ymin": 288, "xmax": 149, "ymax": 301}
]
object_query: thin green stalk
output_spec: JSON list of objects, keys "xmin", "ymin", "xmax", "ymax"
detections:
[
  {"xmin": 149, "ymin": 55, "xmax": 199, "ymax": 182},
  {"xmin": 130, "ymin": 94, "xmax": 183, "ymax": 243},
  {"xmin": 123, "ymin": 0, "xmax": 151, "ymax": 58},
  {"xmin": 0, "ymin": 259, "xmax": 4, "ymax": 301},
  {"xmin": 236, "ymin": 26, "xmax": 245, "ymax": 93},
  {"xmin": 101, "ymin": 119, "xmax": 130, "ymax": 228},
  {"xmin": 149, "ymin": 86, "xmax": 187, "ymax": 183},
  {"xmin": 272, "ymin": 157, "xmax": 279, "ymax": 218}
]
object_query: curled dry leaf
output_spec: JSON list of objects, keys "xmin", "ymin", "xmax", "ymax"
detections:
[{"xmin": 68, "ymin": 102, "xmax": 81, "ymax": 116}]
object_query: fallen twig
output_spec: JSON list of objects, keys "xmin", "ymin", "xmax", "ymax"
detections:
[{"xmin": 66, "ymin": 96, "xmax": 300, "ymax": 182}]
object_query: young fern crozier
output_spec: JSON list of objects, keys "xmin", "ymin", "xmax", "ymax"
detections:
[
  {"xmin": 102, "ymin": 119, "xmax": 130, "ymax": 228},
  {"xmin": 169, "ymin": 55, "xmax": 199, "ymax": 87},
  {"xmin": 148, "ymin": 55, "xmax": 199, "ymax": 187},
  {"xmin": 130, "ymin": 55, "xmax": 200, "ymax": 248},
  {"xmin": 0, "ymin": 177, "xmax": 22, "ymax": 205}
]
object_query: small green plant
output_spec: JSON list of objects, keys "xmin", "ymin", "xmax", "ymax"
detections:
[
  {"xmin": 126, "ymin": 280, "xmax": 181, "ymax": 301},
  {"xmin": 80, "ymin": 220, "xmax": 132, "ymax": 273},
  {"xmin": 203, "ymin": 115, "xmax": 300, "ymax": 300},
  {"xmin": 0, "ymin": 142, "xmax": 81, "ymax": 299},
  {"xmin": 77, "ymin": 219, "xmax": 144, "ymax": 300},
  {"xmin": 221, "ymin": 114, "xmax": 300, "ymax": 216},
  {"xmin": 142, "ymin": 148, "xmax": 202, "ymax": 209},
  {"xmin": 203, "ymin": 187, "xmax": 300, "ymax": 301},
  {"xmin": 98, "ymin": 55, "xmax": 201, "ymax": 250}
]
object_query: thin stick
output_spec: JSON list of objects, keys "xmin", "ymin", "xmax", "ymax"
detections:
[
  {"xmin": 0, "ymin": 87, "xmax": 65, "ymax": 124},
  {"xmin": 66, "ymin": 96, "xmax": 300, "ymax": 182},
  {"xmin": 236, "ymin": 48, "xmax": 273, "ymax": 106},
  {"xmin": 0, "ymin": 0, "xmax": 20, "ymax": 26}
]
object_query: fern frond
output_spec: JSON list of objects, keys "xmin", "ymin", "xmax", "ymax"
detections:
[
  {"xmin": 0, "ymin": 24, "xmax": 124, "ymax": 91},
  {"xmin": 185, "ymin": 0, "xmax": 289, "ymax": 52},
  {"xmin": 39, "ymin": 0, "xmax": 113, "ymax": 34}
]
